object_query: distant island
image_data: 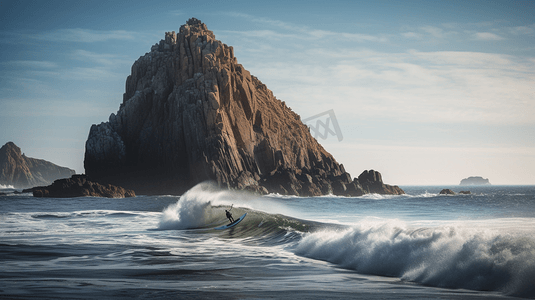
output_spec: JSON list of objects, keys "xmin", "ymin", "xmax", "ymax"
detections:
[{"xmin": 460, "ymin": 176, "xmax": 491, "ymax": 186}]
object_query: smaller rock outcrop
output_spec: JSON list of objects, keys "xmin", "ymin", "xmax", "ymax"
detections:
[
  {"xmin": 0, "ymin": 142, "xmax": 75, "ymax": 189},
  {"xmin": 460, "ymin": 176, "xmax": 490, "ymax": 186},
  {"xmin": 357, "ymin": 170, "xmax": 405, "ymax": 195},
  {"xmin": 439, "ymin": 189, "xmax": 471, "ymax": 195},
  {"xmin": 439, "ymin": 189, "xmax": 456, "ymax": 195},
  {"xmin": 326, "ymin": 170, "xmax": 405, "ymax": 197},
  {"xmin": 30, "ymin": 175, "xmax": 135, "ymax": 198}
]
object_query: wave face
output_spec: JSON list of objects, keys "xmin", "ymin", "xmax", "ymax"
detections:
[
  {"xmin": 158, "ymin": 182, "xmax": 312, "ymax": 233},
  {"xmin": 293, "ymin": 221, "xmax": 535, "ymax": 298}
]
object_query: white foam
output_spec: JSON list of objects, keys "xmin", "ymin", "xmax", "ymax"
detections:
[
  {"xmin": 158, "ymin": 183, "xmax": 220, "ymax": 230},
  {"xmin": 0, "ymin": 184, "xmax": 15, "ymax": 189},
  {"xmin": 293, "ymin": 219, "xmax": 535, "ymax": 297}
]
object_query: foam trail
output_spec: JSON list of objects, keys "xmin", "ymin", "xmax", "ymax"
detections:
[{"xmin": 293, "ymin": 220, "xmax": 535, "ymax": 297}]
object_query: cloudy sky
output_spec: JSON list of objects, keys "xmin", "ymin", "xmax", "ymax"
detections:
[{"xmin": 1, "ymin": 0, "xmax": 534, "ymax": 185}]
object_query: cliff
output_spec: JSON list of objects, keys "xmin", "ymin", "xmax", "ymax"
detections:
[
  {"xmin": 0, "ymin": 142, "xmax": 75, "ymax": 189},
  {"xmin": 460, "ymin": 176, "xmax": 490, "ymax": 186},
  {"xmin": 84, "ymin": 18, "xmax": 403, "ymax": 196}
]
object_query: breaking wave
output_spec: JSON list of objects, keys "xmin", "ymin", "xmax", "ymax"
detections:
[
  {"xmin": 293, "ymin": 221, "xmax": 535, "ymax": 298},
  {"xmin": 157, "ymin": 183, "xmax": 535, "ymax": 297}
]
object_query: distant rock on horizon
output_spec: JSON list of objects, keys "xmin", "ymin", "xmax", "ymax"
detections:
[
  {"xmin": 84, "ymin": 18, "xmax": 404, "ymax": 196},
  {"xmin": 460, "ymin": 176, "xmax": 491, "ymax": 186},
  {"xmin": 0, "ymin": 142, "xmax": 75, "ymax": 189}
]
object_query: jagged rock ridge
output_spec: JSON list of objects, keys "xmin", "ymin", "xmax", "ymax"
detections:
[
  {"xmin": 0, "ymin": 142, "xmax": 75, "ymax": 189},
  {"xmin": 84, "ymin": 18, "xmax": 403, "ymax": 196}
]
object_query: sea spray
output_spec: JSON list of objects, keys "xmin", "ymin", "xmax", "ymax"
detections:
[
  {"xmin": 158, "ymin": 182, "xmax": 298, "ymax": 230},
  {"xmin": 293, "ymin": 220, "xmax": 535, "ymax": 297},
  {"xmin": 158, "ymin": 183, "xmax": 224, "ymax": 230}
]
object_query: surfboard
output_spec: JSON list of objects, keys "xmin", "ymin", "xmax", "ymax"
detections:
[{"xmin": 214, "ymin": 213, "xmax": 247, "ymax": 230}]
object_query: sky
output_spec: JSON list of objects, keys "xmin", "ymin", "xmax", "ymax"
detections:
[{"xmin": 1, "ymin": 0, "xmax": 534, "ymax": 185}]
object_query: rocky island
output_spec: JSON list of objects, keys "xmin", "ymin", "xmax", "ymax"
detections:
[
  {"xmin": 460, "ymin": 176, "xmax": 490, "ymax": 186},
  {"xmin": 84, "ymin": 18, "xmax": 404, "ymax": 196},
  {"xmin": 0, "ymin": 142, "xmax": 75, "ymax": 189}
]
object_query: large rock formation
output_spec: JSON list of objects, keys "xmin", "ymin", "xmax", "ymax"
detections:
[
  {"xmin": 0, "ymin": 142, "xmax": 75, "ymax": 189},
  {"xmin": 84, "ymin": 18, "xmax": 404, "ymax": 196},
  {"xmin": 30, "ymin": 174, "xmax": 135, "ymax": 198},
  {"xmin": 460, "ymin": 176, "xmax": 490, "ymax": 186}
]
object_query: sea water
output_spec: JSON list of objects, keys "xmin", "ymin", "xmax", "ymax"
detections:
[{"xmin": 1, "ymin": 183, "xmax": 534, "ymax": 299}]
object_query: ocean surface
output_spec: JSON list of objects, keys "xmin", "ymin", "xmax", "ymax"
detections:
[{"xmin": 1, "ymin": 183, "xmax": 534, "ymax": 299}]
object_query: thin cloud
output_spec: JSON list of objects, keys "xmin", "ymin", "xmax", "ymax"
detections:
[
  {"xmin": 0, "ymin": 97, "xmax": 117, "ymax": 118},
  {"xmin": 225, "ymin": 12, "xmax": 296, "ymax": 31},
  {"xmin": 420, "ymin": 26, "xmax": 445, "ymax": 38},
  {"xmin": 226, "ymin": 12, "xmax": 387, "ymax": 43},
  {"xmin": 473, "ymin": 32, "xmax": 504, "ymax": 41},
  {"xmin": 508, "ymin": 24, "xmax": 535, "ymax": 35},
  {"xmin": 169, "ymin": 10, "xmax": 185, "ymax": 16},
  {"xmin": 63, "ymin": 67, "xmax": 122, "ymax": 81},
  {"xmin": 246, "ymin": 48, "xmax": 535, "ymax": 126},
  {"xmin": 36, "ymin": 28, "xmax": 138, "ymax": 43},
  {"xmin": 401, "ymin": 32, "xmax": 421, "ymax": 39},
  {"xmin": 72, "ymin": 49, "xmax": 129, "ymax": 66},
  {"xmin": 4, "ymin": 60, "xmax": 58, "ymax": 69}
]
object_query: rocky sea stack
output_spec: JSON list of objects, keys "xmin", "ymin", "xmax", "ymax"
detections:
[
  {"xmin": 0, "ymin": 142, "xmax": 75, "ymax": 189},
  {"xmin": 84, "ymin": 18, "xmax": 404, "ymax": 196}
]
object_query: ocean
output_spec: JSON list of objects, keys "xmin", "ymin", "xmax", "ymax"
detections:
[{"xmin": 1, "ymin": 183, "xmax": 534, "ymax": 299}]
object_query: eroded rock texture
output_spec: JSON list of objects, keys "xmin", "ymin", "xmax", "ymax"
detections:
[{"xmin": 84, "ymin": 18, "xmax": 403, "ymax": 196}]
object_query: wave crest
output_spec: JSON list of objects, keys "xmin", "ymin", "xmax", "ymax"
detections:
[{"xmin": 294, "ymin": 221, "xmax": 535, "ymax": 297}]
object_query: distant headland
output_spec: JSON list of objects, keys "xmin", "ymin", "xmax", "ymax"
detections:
[
  {"xmin": 0, "ymin": 142, "xmax": 75, "ymax": 189},
  {"xmin": 460, "ymin": 176, "xmax": 491, "ymax": 186}
]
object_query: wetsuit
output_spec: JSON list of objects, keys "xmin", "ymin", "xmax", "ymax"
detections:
[{"xmin": 225, "ymin": 210, "xmax": 235, "ymax": 223}]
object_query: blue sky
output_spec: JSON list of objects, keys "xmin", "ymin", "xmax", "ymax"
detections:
[{"xmin": 1, "ymin": 0, "xmax": 534, "ymax": 185}]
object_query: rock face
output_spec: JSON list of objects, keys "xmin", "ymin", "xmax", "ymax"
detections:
[
  {"xmin": 0, "ymin": 142, "xmax": 75, "ymax": 189},
  {"xmin": 31, "ymin": 175, "xmax": 135, "ymax": 198},
  {"xmin": 460, "ymin": 176, "xmax": 490, "ymax": 186},
  {"xmin": 439, "ymin": 189, "xmax": 456, "ymax": 195},
  {"xmin": 84, "ymin": 18, "xmax": 404, "ymax": 196}
]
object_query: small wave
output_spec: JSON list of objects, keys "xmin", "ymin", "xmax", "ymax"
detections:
[
  {"xmin": 31, "ymin": 210, "xmax": 143, "ymax": 220},
  {"xmin": 32, "ymin": 213, "xmax": 72, "ymax": 219},
  {"xmin": 293, "ymin": 220, "xmax": 535, "ymax": 298},
  {"xmin": 0, "ymin": 184, "xmax": 15, "ymax": 189},
  {"xmin": 359, "ymin": 193, "xmax": 400, "ymax": 200},
  {"xmin": 264, "ymin": 193, "xmax": 302, "ymax": 199}
]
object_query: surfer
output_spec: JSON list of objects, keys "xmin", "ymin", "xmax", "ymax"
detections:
[{"xmin": 225, "ymin": 207, "xmax": 235, "ymax": 223}]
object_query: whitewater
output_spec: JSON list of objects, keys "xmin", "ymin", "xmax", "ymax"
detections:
[{"xmin": 1, "ymin": 183, "xmax": 534, "ymax": 299}]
